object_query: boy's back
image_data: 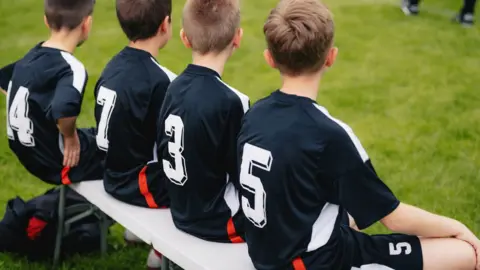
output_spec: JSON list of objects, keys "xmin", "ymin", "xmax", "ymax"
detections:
[
  {"xmin": 94, "ymin": 0, "xmax": 175, "ymax": 209},
  {"xmin": 239, "ymin": 1, "xmax": 480, "ymax": 270},
  {"xmin": 3, "ymin": 0, "xmax": 103, "ymax": 185},
  {"xmin": 157, "ymin": 64, "xmax": 248, "ymax": 241},
  {"xmin": 238, "ymin": 91, "xmax": 403, "ymax": 269},
  {"xmin": 156, "ymin": 0, "xmax": 248, "ymax": 243},
  {"xmin": 6, "ymin": 43, "xmax": 101, "ymax": 184},
  {"xmin": 95, "ymin": 47, "xmax": 175, "ymax": 207}
]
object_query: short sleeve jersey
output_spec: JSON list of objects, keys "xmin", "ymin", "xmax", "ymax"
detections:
[
  {"xmin": 237, "ymin": 90, "xmax": 399, "ymax": 270},
  {"xmin": 156, "ymin": 64, "xmax": 250, "ymax": 242},
  {"xmin": 5, "ymin": 43, "xmax": 88, "ymax": 182},
  {"xmin": 94, "ymin": 47, "xmax": 176, "ymax": 185}
]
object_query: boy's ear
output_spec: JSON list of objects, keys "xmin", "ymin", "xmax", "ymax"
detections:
[
  {"xmin": 232, "ymin": 28, "xmax": 243, "ymax": 49},
  {"xmin": 325, "ymin": 47, "xmax": 338, "ymax": 68},
  {"xmin": 263, "ymin": 49, "xmax": 276, "ymax": 69},
  {"xmin": 180, "ymin": 29, "xmax": 192, "ymax": 49},
  {"xmin": 43, "ymin": 15, "xmax": 50, "ymax": 29},
  {"xmin": 159, "ymin": 16, "xmax": 171, "ymax": 33},
  {"xmin": 82, "ymin": 15, "xmax": 93, "ymax": 35}
]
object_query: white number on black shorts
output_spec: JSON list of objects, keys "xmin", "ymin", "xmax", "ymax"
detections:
[
  {"xmin": 163, "ymin": 114, "xmax": 188, "ymax": 186},
  {"xmin": 7, "ymin": 83, "xmax": 35, "ymax": 147},
  {"xmin": 96, "ymin": 86, "xmax": 117, "ymax": 151},
  {"xmin": 389, "ymin": 242, "xmax": 412, "ymax": 255},
  {"xmin": 239, "ymin": 143, "xmax": 272, "ymax": 228}
]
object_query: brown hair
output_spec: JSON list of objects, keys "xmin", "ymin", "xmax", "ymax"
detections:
[
  {"xmin": 44, "ymin": 0, "xmax": 95, "ymax": 31},
  {"xmin": 264, "ymin": 0, "xmax": 334, "ymax": 76},
  {"xmin": 182, "ymin": 0, "xmax": 241, "ymax": 54},
  {"xmin": 116, "ymin": 0, "xmax": 172, "ymax": 41}
]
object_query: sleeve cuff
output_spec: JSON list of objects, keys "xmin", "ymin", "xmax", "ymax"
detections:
[{"xmin": 356, "ymin": 200, "xmax": 400, "ymax": 230}]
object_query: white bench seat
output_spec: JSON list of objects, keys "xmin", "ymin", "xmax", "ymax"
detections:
[{"xmin": 70, "ymin": 180, "xmax": 255, "ymax": 270}]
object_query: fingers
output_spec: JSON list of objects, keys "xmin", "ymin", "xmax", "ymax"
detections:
[
  {"xmin": 72, "ymin": 148, "xmax": 80, "ymax": 167},
  {"xmin": 63, "ymin": 148, "xmax": 73, "ymax": 167},
  {"xmin": 63, "ymin": 150, "xmax": 68, "ymax": 167},
  {"xmin": 63, "ymin": 147, "xmax": 80, "ymax": 168}
]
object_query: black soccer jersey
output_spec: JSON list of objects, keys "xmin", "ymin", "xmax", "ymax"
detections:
[
  {"xmin": 0, "ymin": 61, "xmax": 15, "ymax": 90},
  {"xmin": 94, "ymin": 47, "xmax": 175, "ymax": 207},
  {"xmin": 237, "ymin": 90, "xmax": 400, "ymax": 270},
  {"xmin": 4, "ymin": 43, "xmax": 94, "ymax": 184},
  {"xmin": 156, "ymin": 64, "xmax": 249, "ymax": 242}
]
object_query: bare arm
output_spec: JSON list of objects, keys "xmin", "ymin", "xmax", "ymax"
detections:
[
  {"xmin": 0, "ymin": 87, "xmax": 6, "ymax": 96},
  {"xmin": 57, "ymin": 117, "xmax": 80, "ymax": 168},
  {"xmin": 381, "ymin": 202, "xmax": 466, "ymax": 238},
  {"xmin": 382, "ymin": 202, "xmax": 480, "ymax": 267},
  {"xmin": 348, "ymin": 214, "xmax": 359, "ymax": 231},
  {"xmin": 57, "ymin": 117, "xmax": 77, "ymax": 138}
]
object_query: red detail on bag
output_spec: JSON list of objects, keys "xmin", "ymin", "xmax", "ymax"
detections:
[{"xmin": 26, "ymin": 217, "xmax": 48, "ymax": 240}]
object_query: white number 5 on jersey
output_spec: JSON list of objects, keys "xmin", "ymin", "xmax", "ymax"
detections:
[
  {"xmin": 240, "ymin": 143, "xmax": 272, "ymax": 228},
  {"xmin": 163, "ymin": 114, "xmax": 188, "ymax": 186},
  {"xmin": 389, "ymin": 242, "xmax": 412, "ymax": 255}
]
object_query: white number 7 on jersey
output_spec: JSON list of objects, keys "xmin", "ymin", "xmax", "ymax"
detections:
[
  {"xmin": 240, "ymin": 143, "xmax": 272, "ymax": 228},
  {"xmin": 96, "ymin": 86, "xmax": 117, "ymax": 151}
]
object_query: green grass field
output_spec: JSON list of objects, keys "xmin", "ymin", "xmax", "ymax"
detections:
[{"xmin": 0, "ymin": 0, "xmax": 479, "ymax": 269}]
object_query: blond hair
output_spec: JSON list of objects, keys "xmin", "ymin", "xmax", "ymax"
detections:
[
  {"xmin": 183, "ymin": 0, "xmax": 241, "ymax": 54},
  {"xmin": 264, "ymin": 0, "xmax": 335, "ymax": 75}
]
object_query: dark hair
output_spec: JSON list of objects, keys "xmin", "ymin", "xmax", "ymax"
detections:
[
  {"xmin": 264, "ymin": 0, "xmax": 335, "ymax": 76},
  {"xmin": 116, "ymin": 0, "xmax": 172, "ymax": 41},
  {"xmin": 183, "ymin": 0, "xmax": 240, "ymax": 54},
  {"xmin": 44, "ymin": 0, "xmax": 95, "ymax": 30}
]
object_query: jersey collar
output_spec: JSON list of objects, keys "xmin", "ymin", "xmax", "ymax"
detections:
[
  {"xmin": 123, "ymin": 46, "xmax": 154, "ymax": 59},
  {"xmin": 272, "ymin": 90, "xmax": 317, "ymax": 104},
  {"xmin": 184, "ymin": 64, "xmax": 221, "ymax": 79}
]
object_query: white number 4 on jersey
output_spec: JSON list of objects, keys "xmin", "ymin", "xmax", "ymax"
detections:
[{"xmin": 6, "ymin": 82, "xmax": 35, "ymax": 147}]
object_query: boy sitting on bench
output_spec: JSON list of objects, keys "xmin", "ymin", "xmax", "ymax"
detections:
[
  {"xmin": 157, "ymin": 0, "xmax": 249, "ymax": 243},
  {"xmin": 3, "ymin": 0, "xmax": 103, "ymax": 185},
  {"xmin": 237, "ymin": 1, "xmax": 480, "ymax": 269},
  {"xmin": 93, "ymin": 0, "xmax": 175, "ymax": 267}
]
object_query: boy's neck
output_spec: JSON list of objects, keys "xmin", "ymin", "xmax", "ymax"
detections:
[
  {"xmin": 280, "ymin": 72, "xmax": 323, "ymax": 101},
  {"xmin": 42, "ymin": 31, "xmax": 80, "ymax": 54},
  {"xmin": 192, "ymin": 51, "xmax": 230, "ymax": 77},
  {"xmin": 129, "ymin": 38, "xmax": 164, "ymax": 58}
]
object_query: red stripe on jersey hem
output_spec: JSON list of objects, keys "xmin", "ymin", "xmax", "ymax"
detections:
[
  {"xmin": 61, "ymin": 167, "xmax": 72, "ymax": 185},
  {"xmin": 138, "ymin": 166, "xmax": 159, "ymax": 209},
  {"xmin": 292, "ymin": 257, "xmax": 306, "ymax": 270},
  {"xmin": 154, "ymin": 249, "xmax": 162, "ymax": 258},
  {"xmin": 227, "ymin": 217, "xmax": 244, "ymax": 243}
]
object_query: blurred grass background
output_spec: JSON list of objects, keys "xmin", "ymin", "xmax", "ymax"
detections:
[{"xmin": 0, "ymin": 0, "xmax": 479, "ymax": 269}]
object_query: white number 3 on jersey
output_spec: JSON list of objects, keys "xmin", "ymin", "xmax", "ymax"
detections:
[
  {"xmin": 163, "ymin": 114, "xmax": 188, "ymax": 186},
  {"xmin": 240, "ymin": 143, "xmax": 272, "ymax": 228}
]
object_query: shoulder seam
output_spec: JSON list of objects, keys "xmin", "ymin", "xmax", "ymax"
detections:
[
  {"xmin": 215, "ymin": 77, "xmax": 249, "ymax": 113},
  {"xmin": 150, "ymin": 57, "xmax": 177, "ymax": 82},
  {"xmin": 312, "ymin": 103, "xmax": 369, "ymax": 162},
  {"xmin": 60, "ymin": 52, "xmax": 86, "ymax": 94}
]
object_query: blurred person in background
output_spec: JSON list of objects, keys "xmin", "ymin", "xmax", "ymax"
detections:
[{"xmin": 402, "ymin": 0, "xmax": 476, "ymax": 27}]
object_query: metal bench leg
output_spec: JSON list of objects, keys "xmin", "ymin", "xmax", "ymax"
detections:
[
  {"xmin": 162, "ymin": 256, "xmax": 170, "ymax": 270},
  {"xmin": 53, "ymin": 185, "xmax": 66, "ymax": 269},
  {"xmin": 99, "ymin": 210, "xmax": 108, "ymax": 255}
]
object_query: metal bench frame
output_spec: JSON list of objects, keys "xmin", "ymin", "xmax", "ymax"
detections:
[
  {"xmin": 52, "ymin": 185, "xmax": 172, "ymax": 270},
  {"xmin": 52, "ymin": 185, "xmax": 110, "ymax": 269}
]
